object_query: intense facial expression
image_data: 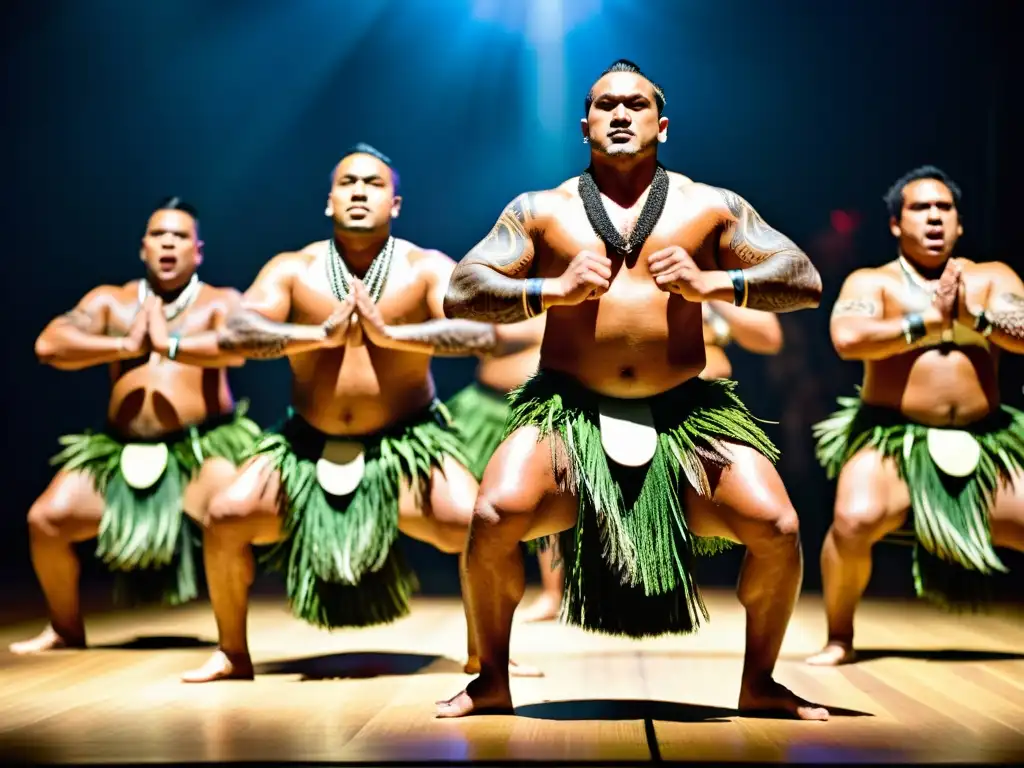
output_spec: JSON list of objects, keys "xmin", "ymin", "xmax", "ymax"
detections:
[
  {"xmin": 581, "ymin": 71, "xmax": 668, "ymax": 158},
  {"xmin": 327, "ymin": 153, "xmax": 401, "ymax": 232},
  {"xmin": 889, "ymin": 178, "xmax": 963, "ymax": 265},
  {"xmin": 139, "ymin": 209, "xmax": 202, "ymax": 285}
]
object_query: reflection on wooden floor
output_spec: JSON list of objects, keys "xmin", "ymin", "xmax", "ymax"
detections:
[{"xmin": 1, "ymin": 588, "xmax": 1023, "ymax": 764}]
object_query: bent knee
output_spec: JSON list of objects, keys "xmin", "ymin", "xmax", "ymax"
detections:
[
  {"xmin": 26, "ymin": 500, "xmax": 67, "ymax": 539},
  {"xmin": 831, "ymin": 501, "xmax": 897, "ymax": 546},
  {"xmin": 742, "ymin": 504, "xmax": 801, "ymax": 555},
  {"xmin": 205, "ymin": 485, "xmax": 275, "ymax": 529}
]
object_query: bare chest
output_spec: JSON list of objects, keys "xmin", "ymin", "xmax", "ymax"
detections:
[
  {"xmin": 106, "ymin": 291, "xmax": 219, "ymax": 336},
  {"xmin": 290, "ymin": 254, "xmax": 430, "ymax": 326},
  {"xmin": 882, "ymin": 268, "xmax": 989, "ymax": 317},
  {"xmin": 540, "ymin": 191, "xmax": 721, "ymax": 284}
]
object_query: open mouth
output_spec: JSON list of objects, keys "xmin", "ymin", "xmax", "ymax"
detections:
[{"xmin": 158, "ymin": 256, "xmax": 177, "ymax": 270}]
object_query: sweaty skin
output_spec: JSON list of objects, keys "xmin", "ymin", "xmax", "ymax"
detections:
[
  {"xmin": 11, "ymin": 208, "xmax": 243, "ymax": 655},
  {"xmin": 808, "ymin": 178, "xmax": 1024, "ymax": 667},
  {"xmin": 437, "ymin": 68, "xmax": 824, "ymax": 721},
  {"xmin": 180, "ymin": 151, "xmax": 540, "ymax": 683}
]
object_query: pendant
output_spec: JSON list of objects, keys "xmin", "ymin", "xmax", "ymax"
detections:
[
  {"xmin": 315, "ymin": 440, "xmax": 366, "ymax": 496},
  {"xmin": 598, "ymin": 398, "xmax": 658, "ymax": 467}
]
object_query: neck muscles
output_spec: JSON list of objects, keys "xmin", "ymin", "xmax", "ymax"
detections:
[
  {"xmin": 901, "ymin": 251, "xmax": 946, "ymax": 281},
  {"xmin": 333, "ymin": 229, "xmax": 390, "ymax": 275},
  {"xmin": 587, "ymin": 154, "xmax": 659, "ymax": 206}
]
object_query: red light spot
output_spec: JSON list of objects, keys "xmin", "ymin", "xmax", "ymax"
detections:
[{"xmin": 830, "ymin": 210, "xmax": 860, "ymax": 236}]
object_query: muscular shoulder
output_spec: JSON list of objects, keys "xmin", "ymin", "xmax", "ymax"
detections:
[
  {"xmin": 78, "ymin": 283, "xmax": 133, "ymax": 311},
  {"xmin": 405, "ymin": 241, "xmax": 456, "ymax": 285},
  {"xmin": 199, "ymin": 284, "xmax": 244, "ymax": 308},
  {"xmin": 515, "ymin": 185, "xmax": 575, "ymax": 226},
  {"xmin": 260, "ymin": 250, "xmax": 317, "ymax": 279},
  {"xmin": 962, "ymin": 257, "xmax": 1020, "ymax": 282},
  {"xmin": 838, "ymin": 265, "xmax": 898, "ymax": 295}
]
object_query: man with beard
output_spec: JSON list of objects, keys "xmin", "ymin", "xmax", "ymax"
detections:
[
  {"xmin": 11, "ymin": 197, "xmax": 260, "ymax": 654},
  {"xmin": 437, "ymin": 59, "xmax": 827, "ymax": 720},
  {"xmin": 808, "ymin": 165, "xmax": 1024, "ymax": 666}
]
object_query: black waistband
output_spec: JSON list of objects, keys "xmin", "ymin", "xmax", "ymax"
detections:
[
  {"xmin": 107, "ymin": 408, "xmax": 238, "ymax": 445},
  {"xmin": 278, "ymin": 399, "xmax": 450, "ymax": 459}
]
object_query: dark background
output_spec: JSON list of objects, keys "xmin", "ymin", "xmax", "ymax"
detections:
[{"xmin": 1, "ymin": 0, "xmax": 1021, "ymax": 608}]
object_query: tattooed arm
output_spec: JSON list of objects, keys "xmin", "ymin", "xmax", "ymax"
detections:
[
  {"xmin": 34, "ymin": 286, "xmax": 148, "ymax": 371},
  {"xmin": 828, "ymin": 269, "xmax": 943, "ymax": 361},
  {"xmin": 216, "ymin": 253, "xmax": 350, "ymax": 360},
  {"xmin": 969, "ymin": 262, "xmax": 1024, "ymax": 355},
  {"xmin": 707, "ymin": 187, "xmax": 822, "ymax": 313},
  {"xmin": 350, "ymin": 251, "xmax": 500, "ymax": 357},
  {"xmin": 443, "ymin": 192, "xmax": 552, "ymax": 324}
]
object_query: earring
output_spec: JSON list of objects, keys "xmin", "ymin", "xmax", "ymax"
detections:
[
  {"xmin": 582, "ymin": 137, "xmax": 589, "ymax": 144},
  {"xmin": 324, "ymin": 206, "xmax": 331, "ymax": 216}
]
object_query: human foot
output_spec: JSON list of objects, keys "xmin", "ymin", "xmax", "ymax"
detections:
[
  {"xmin": 180, "ymin": 649, "xmax": 255, "ymax": 683},
  {"xmin": 436, "ymin": 676, "xmax": 514, "ymax": 718},
  {"xmin": 518, "ymin": 592, "xmax": 561, "ymax": 623},
  {"xmin": 805, "ymin": 641, "xmax": 856, "ymax": 666},
  {"xmin": 738, "ymin": 677, "xmax": 829, "ymax": 721},
  {"xmin": 9, "ymin": 625, "xmax": 85, "ymax": 654},
  {"xmin": 463, "ymin": 656, "xmax": 544, "ymax": 678}
]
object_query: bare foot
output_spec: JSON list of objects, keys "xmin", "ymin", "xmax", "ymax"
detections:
[
  {"xmin": 518, "ymin": 592, "xmax": 561, "ymax": 623},
  {"xmin": 9, "ymin": 626, "xmax": 85, "ymax": 655},
  {"xmin": 805, "ymin": 641, "xmax": 856, "ymax": 667},
  {"xmin": 436, "ymin": 676, "xmax": 514, "ymax": 718},
  {"xmin": 463, "ymin": 656, "xmax": 544, "ymax": 678},
  {"xmin": 180, "ymin": 649, "xmax": 255, "ymax": 683},
  {"xmin": 738, "ymin": 677, "xmax": 829, "ymax": 721}
]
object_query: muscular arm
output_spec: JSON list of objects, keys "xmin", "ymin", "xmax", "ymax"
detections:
[
  {"xmin": 362, "ymin": 251, "xmax": 500, "ymax": 357},
  {"xmin": 34, "ymin": 287, "xmax": 130, "ymax": 371},
  {"xmin": 706, "ymin": 300, "xmax": 782, "ymax": 354},
  {"xmin": 710, "ymin": 188, "xmax": 822, "ymax": 313},
  {"xmin": 976, "ymin": 262, "xmax": 1024, "ymax": 354},
  {"xmin": 443, "ymin": 193, "xmax": 546, "ymax": 324},
  {"xmin": 828, "ymin": 270, "xmax": 940, "ymax": 361},
  {"xmin": 215, "ymin": 254, "xmax": 332, "ymax": 359}
]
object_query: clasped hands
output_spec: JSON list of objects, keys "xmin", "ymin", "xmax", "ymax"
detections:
[
  {"xmin": 320, "ymin": 279, "xmax": 391, "ymax": 348},
  {"xmin": 119, "ymin": 296, "xmax": 173, "ymax": 359}
]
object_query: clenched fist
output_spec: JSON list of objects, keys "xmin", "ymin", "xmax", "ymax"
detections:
[
  {"xmin": 648, "ymin": 246, "xmax": 706, "ymax": 301},
  {"xmin": 548, "ymin": 250, "xmax": 613, "ymax": 307}
]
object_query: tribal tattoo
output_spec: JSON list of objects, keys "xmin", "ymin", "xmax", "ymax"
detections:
[
  {"xmin": 218, "ymin": 309, "xmax": 313, "ymax": 359},
  {"xmin": 988, "ymin": 292, "xmax": 1024, "ymax": 341},
  {"xmin": 59, "ymin": 307, "xmax": 102, "ymax": 333},
  {"xmin": 832, "ymin": 298, "xmax": 879, "ymax": 318},
  {"xmin": 387, "ymin": 319, "xmax": 499, "ymax": 356},
  {"xmin": 715, "ymin": 188, "xmax": 822, "ymax": 312},
  {"xmin": 444, "ymin": 193, "xmax": 541, "ymax": 324}
]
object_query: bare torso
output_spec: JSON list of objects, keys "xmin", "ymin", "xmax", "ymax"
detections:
[
  {"xmin": 534, "ymin": 173, "xmax": 716, "ymax": 398},
  {"xmin": 476, "ymin": 316, "xmax": 544, "ymax": 393},
  {"xmin": 104, "ymin": 283, "xmax": 235, "ymax": 438},
  {"xmin": 860, "ymin": 260, "xmax": 1000, "ymax": 426},
  {"xmin": 285, "ymin": 239, "xmax": 440, "ymax": 435},
  {"xmin": 701, "ymin": 305, "xmax": 732, "ymax": 379}
]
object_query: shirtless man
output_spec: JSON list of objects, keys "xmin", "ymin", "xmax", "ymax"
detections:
[
  {"xmin": 437, "ymin": 59, "xmax": 827, "ymax": 720},
  {"xmin": 11, "ymin": 197, "xmax": 260, "ymax": 654},
  {"xmin": 444, "ymin": 316, "xmax": 566, "ymax": 623},
  {"xmin": 180, "ymin": 144, "xmax": 535, "ymax": 682},
  {"xmin": 807, "ymin": 165, "xmax": 1024, "ymax": 666}
]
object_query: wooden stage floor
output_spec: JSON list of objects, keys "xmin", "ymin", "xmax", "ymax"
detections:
[{"xmin": 1, "ymin": 588, "xmax": 1023, "ymax": 765}]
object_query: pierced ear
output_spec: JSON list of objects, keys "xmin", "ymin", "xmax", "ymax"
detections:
[
  {"xmin": 391, "ymin": 196, "xmax": 403, "ymax": 219},
  {"xmin": 657, "ymin": 116, "xmax": 669, "ymax": 143},
  {"xmin": 324, "ymin": 202, "xmax": 333, "ymax": 217},
  {"xmin": 580, "ymin": 118, "xmax": 590, "ymax": 142}
]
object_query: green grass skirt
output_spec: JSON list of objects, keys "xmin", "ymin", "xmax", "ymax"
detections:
[
  {"xmin": 254, "ymin": 401, "xmax": 469, "ymax": 630},
  {"xmin": 445, "ymin": 382, "xmax": 510, "ymax": 481},
  {"xmin": 50, "ymin": 403, "xmax": 261, "ymax": 607},
  {"xmin": 504, "ymin": 370, "xmax": 780, "ymax": 638},
  {"xmin": 813, "ymin": 396, "xmax": 1024, "ymax": 610}
]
